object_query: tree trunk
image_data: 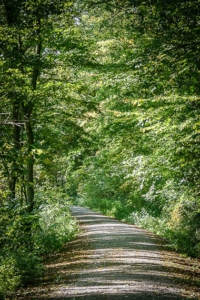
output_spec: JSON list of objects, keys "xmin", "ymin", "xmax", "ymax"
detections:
[
  {"xmin": 25, "ymin": 106, "xmax": 34, "ymax": 212},
  {"xmin": 24, "ymin": 41, "xmax": 42, "ymax": 212},
  {"xmin": 9, "ymin": 99, "xmax": 21, "ymax": 199}
]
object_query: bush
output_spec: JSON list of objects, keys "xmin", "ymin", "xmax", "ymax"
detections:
[
  {"xmin": 35, "ymin": 202, "xmax": 78, "ymax": 253},
  {"xmin": 14, "ymin": 248, "xmax": 44, "ymax": 285},
  {"xmin": 0, "ymin": 256, "xmax": 21, "ymax": 298},
  {"xmin": 34, "ymin": 193, "xmax": 78, "ymax": 254},
  {"xmin": 0, "ymin": 187, "xmax": 79, "ymax": 298},
  {"xmin": 126, "ymin": 195, "xmax": 200, "ymax": 258},
  {"xmin": 166, "ymin": 196, "xmax": 200, "ymax": 257}
]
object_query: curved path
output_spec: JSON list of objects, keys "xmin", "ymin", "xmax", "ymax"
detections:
[{"xmin": 18, "ymin": 206, "xmax": 199, "ymax": 299}]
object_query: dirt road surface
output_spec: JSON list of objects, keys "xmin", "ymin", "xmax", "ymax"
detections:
[{"xmin": 17, "ymin": 206, "xmax": 200, "ymax": 300}]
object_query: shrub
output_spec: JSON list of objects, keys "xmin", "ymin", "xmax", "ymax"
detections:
[
  {"xmin": 0, "ymin": 256, "xmax": 21, "ymax": 298},
  {"xmin": 14, "ymin": 248, "xmax": 44, "ymax": 285},
  {"xmin": 0, "ymin": 188, "xmax": 79, "ymax": 298},
  {"xmin": 35, "ymin": 202, "xmax": 78, "ymax": 254},
  {"xmin": 166, "ymin": 196, "xmax": 200, "ymax": 257}
]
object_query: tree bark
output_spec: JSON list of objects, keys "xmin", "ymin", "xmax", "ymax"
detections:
[
  {"xmin": 24, "ymin": 41, "xmax": 42, "ymax": 212},
  {"xmin": 9, "ymin": 99, "xmax": 21, "ymax": 199},
  {"xmin": 24, "ymin": 105, "xmax": 34, "ymax": 212}
]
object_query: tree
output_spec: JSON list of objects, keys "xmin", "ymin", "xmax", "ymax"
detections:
[
  {"xmin": 0, "ymin": 1, "xmax": 92, "ymax": 294},
  {"xmin": 69, "ymin": 3, "xmax": 200, "ymax": 257},
  {"xmin": 0, "ymin": 0, "xmax": 76, "ymax": 210}
]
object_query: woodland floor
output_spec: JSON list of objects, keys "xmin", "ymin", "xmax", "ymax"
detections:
[{"xmin": 15, "ymin": 206, "xmax": 200, "ymax": 300}]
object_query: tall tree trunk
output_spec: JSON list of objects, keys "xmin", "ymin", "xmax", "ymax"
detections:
[
  {"xmin": 25, "ymin": 104, "xmax": 34, "ymax": 212},
  {"xmin": 24, "ymin": 41, "xmax": 42, "ymax": 212},
  {"xmin": 9, "ymin": 99, "xmax": 21, "ymax": 199}
]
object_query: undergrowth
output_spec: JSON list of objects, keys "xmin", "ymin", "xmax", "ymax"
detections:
[
  {"xmin": 79, "ymin": 192, "xmax": 200, "ymax": 258},
  {"xmin": 0, "ymin": 188, "xmax": 78, "ymax": 299}
]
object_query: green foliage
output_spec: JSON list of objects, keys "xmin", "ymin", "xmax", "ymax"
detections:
[
  {"xmin": 128, "ymin": 194, "xmax": 200, "ymax": 257},
  {"xmin": 13, "ymin": 248, "xmax": 43, "ymax": 286},
  {"xmin": 0, "ymin": 204, "xmax": 40, "ymax": 295},
  {"xmin": 35, "ymin": 194, "xmax": 78, "ymax": 253},
  {"xmin": 71, "ymin": 6, "xmax": 200, "ymax": 258},
  {"xmin": 77, "ymin": 93, "xmax": 200, "ymax": 257},
  {"xmin": 1, "ymin": 1, "xmax": 200, "ymax": 298},
  {"xmin": 0, "ymin": 256, "xmax": 21, "ymax": 298},
  {"xmin": 0, "ymin": 187, "xmax": 78, "ymax": 297},
  {"xmin": 166, "ymin": 196, "xmax": 200, "ymax": 257}
]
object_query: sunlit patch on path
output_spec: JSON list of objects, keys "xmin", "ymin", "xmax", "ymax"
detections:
[{"xmin": 17, "ymin": 206, "xmax": 200, "ymax": 300}]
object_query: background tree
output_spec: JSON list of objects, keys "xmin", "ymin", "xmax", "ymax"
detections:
[{"xmin": 70, "ymin": 3, "xmax": 200, "ymax": 257}]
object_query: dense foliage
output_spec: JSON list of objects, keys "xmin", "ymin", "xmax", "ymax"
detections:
[
  {"xmin": 73, "ymin": 2, "xmax": 200, "ymax": 257},
  {"xmin": 0, "ymin": 1, "xmax": 81, "ymax": 297},
  {"xmin": 0, "ymin": 0, "xmax": 200, "ymax": 297}
]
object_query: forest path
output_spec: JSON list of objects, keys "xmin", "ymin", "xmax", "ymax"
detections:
[{"xmin": 18, "ymin": 206, "xmax": 200, "ymax": 300}]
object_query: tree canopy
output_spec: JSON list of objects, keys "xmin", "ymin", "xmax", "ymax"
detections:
[{"xmin": 0, "ymin": 0, "xmax": 200, "ymax": 297}]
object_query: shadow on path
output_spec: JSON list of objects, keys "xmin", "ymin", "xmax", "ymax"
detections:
[{"xmin": 17, "ymin": 206, "xmax": 200, "ymax": 300}]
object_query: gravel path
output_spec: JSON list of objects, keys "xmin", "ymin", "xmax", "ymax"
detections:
[{"xmin": 17, "ymin": 206, "xmax": 200, "ymax": 300}]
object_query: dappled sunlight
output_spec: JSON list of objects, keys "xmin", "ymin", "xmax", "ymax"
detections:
[{"xmin": 17, "ymin": 206, "xmax": 200, "ymax": 300}]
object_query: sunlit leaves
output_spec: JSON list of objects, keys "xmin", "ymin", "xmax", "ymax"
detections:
[{"xmin": 69, "ymin": 4, "xmax": 200, "ymax": 257}]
